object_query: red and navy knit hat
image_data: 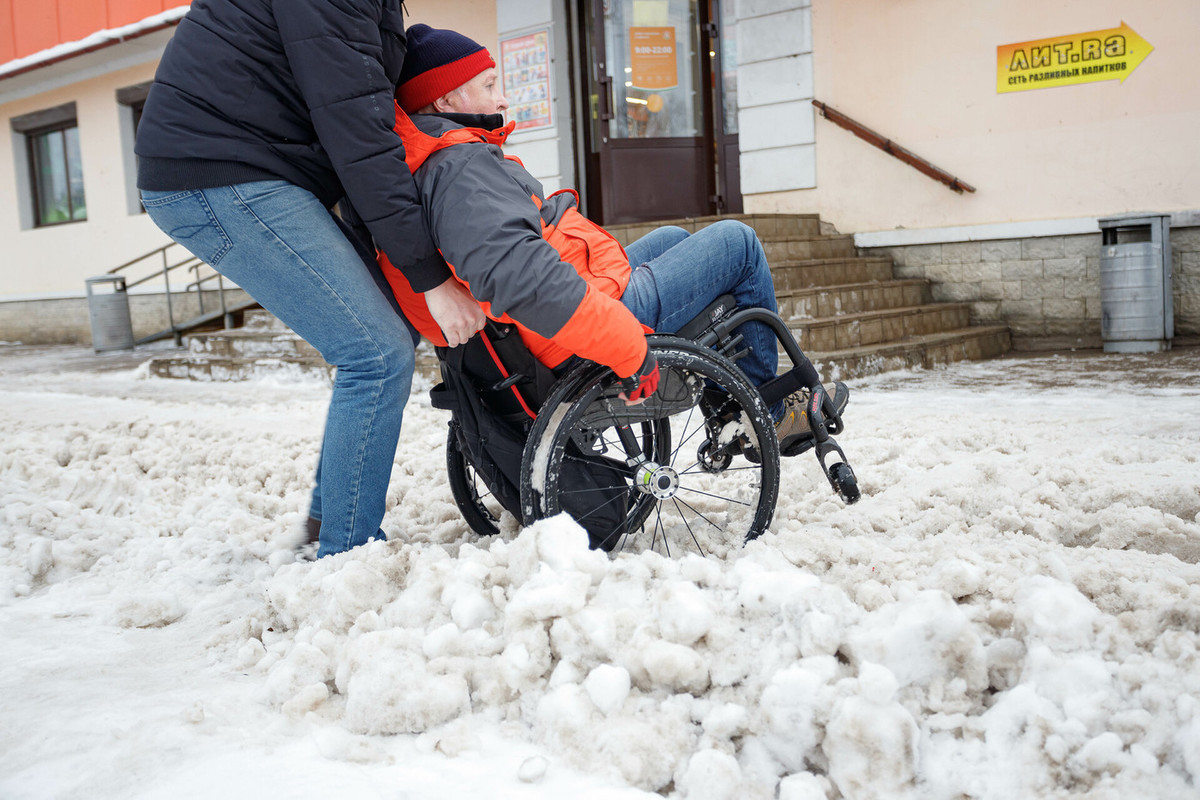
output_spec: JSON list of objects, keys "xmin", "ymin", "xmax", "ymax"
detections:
[{"xmin": 397, "ymin": 24, "xmax": 496, "ymax": 113}]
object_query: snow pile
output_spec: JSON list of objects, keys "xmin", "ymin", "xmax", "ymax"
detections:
[{"xmin": 2, "ymin": 346, "xmax": 1199, "ymax": 799}]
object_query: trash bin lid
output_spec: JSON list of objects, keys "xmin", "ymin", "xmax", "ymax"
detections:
[{"xmin": 1098, "ymin": 212, "xmax": 1171, "ymax": 230}]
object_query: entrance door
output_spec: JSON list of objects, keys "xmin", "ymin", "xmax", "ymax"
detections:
[{"xmin": 582, "ymin": 0, "xmax": 739, "ymax": 225}]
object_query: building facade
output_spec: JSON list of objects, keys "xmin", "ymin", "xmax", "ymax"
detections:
[{"xmin": 2, "ymin": 0, "xmax": 1197, "ymax": 348}]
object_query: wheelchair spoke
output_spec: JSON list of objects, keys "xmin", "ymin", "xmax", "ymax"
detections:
[
  {"xmin": 522, "ymin": 340, "xmax": 778, "ymax": 558},
  {"xmin": 677, "ymin": 484, "xmax": 755, "ymax": 507},
  {"xmin": 674, "ymin": 413, "xmax": 714, "ymax": 464},
  {"xmin": 669, "ymin": 404, "xmax": 702, "ymax": 462},
  {"xmin": 672, "ymin": 497, "xmax": 709, "ymax": 557},
  {"xmin": 674, "ymin": 495, "xmax": 723, "ymax": 533},
  {"xmin": 679, "ymin": 462, "xmax": 762, "ymax": 476},
  {"xmin": 652, "ymin": 504, "xmax": 670, "ymax": 557}
]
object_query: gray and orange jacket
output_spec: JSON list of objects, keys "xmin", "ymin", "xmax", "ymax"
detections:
[{"xmin": 378, "ymin": 110, "xmax": 648, "ymax": 379}]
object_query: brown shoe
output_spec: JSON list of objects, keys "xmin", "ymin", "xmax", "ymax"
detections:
[
  {"xmin": 775, "ymin": 391, "xmax": 814, "ymax": 451},
  {"xmin": 775, "ymin": 382, "xmax": 850, "ymax": 454}
]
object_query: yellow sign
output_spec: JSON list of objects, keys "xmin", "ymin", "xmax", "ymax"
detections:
[
  {"xmin": 630, "ymin": 27, "xmax": 677, "ymax": 90},
  {"xmin": 997, "ymin": 21, "xmax": 1153, "ymax": 93}
]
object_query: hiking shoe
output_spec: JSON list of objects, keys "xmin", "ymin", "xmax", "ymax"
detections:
[
  {"xmin": 774, "ymin": 392, "xmax": 814, "ymax": 452},
  {"xmin": 774, "ymin": 382, "xmax": 850, "ymax": 456}
]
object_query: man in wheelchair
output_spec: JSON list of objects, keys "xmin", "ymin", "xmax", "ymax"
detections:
[{"xmin": 378, "ymin": 24, "xmax": 846, "ymax": 455}]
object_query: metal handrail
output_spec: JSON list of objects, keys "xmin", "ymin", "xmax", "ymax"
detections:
[
  {"xmin": 106, "ymin": 241, "xmax": 241, "ymax": 345},
  {"xmin": 812, "ymin": 99, "xmax": 976, "ymax": 194},
  {"xmin": 185, "ymin": 263, "xmax": 230, "ymax": 320}
]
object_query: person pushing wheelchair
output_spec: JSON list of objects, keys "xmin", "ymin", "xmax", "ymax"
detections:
[{"xmin": 379, "ymin": 24, "xmax": 846, "ymax": 452}]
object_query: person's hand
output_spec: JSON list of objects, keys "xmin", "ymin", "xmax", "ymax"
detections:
[
  {"xmin": 618, "ymin": 351, "xmax": 659, "ymax": 405},
  {"xmin": 424, "ymin": 277, "xmax": 486, "ymax": 347}
]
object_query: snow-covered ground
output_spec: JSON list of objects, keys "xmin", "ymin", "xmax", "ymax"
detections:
[{"xmin": 2, "ymin": 344, "xmax": 1199, "ymax": 800}]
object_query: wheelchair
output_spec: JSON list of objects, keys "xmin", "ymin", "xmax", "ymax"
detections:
[{"xmin": 436, "ymin": 294, "xmax": 859, "ymax": 557}]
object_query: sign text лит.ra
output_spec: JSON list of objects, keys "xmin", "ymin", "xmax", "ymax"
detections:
[{"xmin": 997, "ymin": 21, "xmax": 1153, "ymax": 93}]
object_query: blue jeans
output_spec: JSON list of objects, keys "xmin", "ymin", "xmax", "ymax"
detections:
[
  {"xmin": 142, "ymin": 181, "xmax": 416, "ymax": 557},
  {"xmin": 621, "ymin": 220, "xmax": 782, "ymax": 416}
]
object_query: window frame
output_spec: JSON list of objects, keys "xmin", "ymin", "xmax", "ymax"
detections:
[
  {"xmin": 12, "ymin": 102, "xmax": 87, "ymax": 228},
  {"xmin": 117, "ymin": 82, "xmax": 152, "ymax": 215}
]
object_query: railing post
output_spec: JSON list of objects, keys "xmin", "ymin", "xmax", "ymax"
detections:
[
  {"xmin": 219, "ymin": 274, "xmax": 233, "ymax": 329},
  {"xmin": 162, "ymin": 248, "xmax": 180, "ymax": 346},
  {"xmin": 194, "ymin": 265, "xmax": 206, "ymax": 316}
]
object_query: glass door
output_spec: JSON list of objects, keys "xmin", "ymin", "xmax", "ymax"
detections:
[{"xmin": 587, "ymin": 0, "xmax": 713, "ymax": 224}]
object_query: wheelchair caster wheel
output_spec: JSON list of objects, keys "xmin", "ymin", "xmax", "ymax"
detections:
[
  {"xmin": 697, "ymin": 439, "xmax": 732, "ymax": 473},
  {"xmin": 829, "ymin": 462, "xmax": 860, "ymax": 504}
]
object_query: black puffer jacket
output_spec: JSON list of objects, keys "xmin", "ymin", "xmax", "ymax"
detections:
[{"xmin": 136, "ymin": 0, "xmax": 446, "ymax": 289}]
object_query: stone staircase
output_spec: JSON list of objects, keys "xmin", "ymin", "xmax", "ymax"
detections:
[
  {"xmin": 145, "ymin": 310, "xmax": 332, "ymax": 381},
  {"xmin": 145, "ymin": 309, "xmax": 442, "ymax": 381},
  {"xmin": 146, "ymin": 213, "xmax": 1010, "ymax": 382},
  {"xmin": 605, "ymin": 213, "xmax": 1011, "ymax": 380}
]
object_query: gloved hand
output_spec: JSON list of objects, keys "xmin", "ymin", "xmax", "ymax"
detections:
[{"xmin": 619, "ymin": 351, "xmax": 659, "ymax": 405}]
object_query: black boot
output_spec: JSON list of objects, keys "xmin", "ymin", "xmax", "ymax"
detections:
[{"xmin": 295, "ymin": 516, "xmax": 321, "ymax": 560}]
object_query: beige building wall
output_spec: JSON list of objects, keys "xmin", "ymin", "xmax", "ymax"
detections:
[
  {"xmin": 747, "ymin": 0, "xmax": 1200, "ymax": 237},
  {"xmin": 406, "ymin": 0, "xmax": 498, "ymax": 56},
  {"xmin": 0, "ymin": 35, "xmax": 173, "ymax": 300},
  {"xmin": 0, "ymin": 2, "xmax": 495, "ymax": 303}
]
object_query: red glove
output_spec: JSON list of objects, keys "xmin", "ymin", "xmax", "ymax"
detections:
[{"xmin": 619, "ymin": 351, "xmax": 659, "ymax": 404}]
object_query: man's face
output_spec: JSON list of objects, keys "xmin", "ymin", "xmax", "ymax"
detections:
[{"xmin": 442, "ymin": 68, "xmax": 509, "ymax": 116}]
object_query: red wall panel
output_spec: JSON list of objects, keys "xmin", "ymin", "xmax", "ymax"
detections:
[
  {"xmin": 11, "ymin": 0, "xmax": 58, "ymax": 59},
  {"xmin": 3, "ymin": 1, "xmax": 191, "ymax": 63},
  {"xmin": 108, "ymin": 0, "xmax": 170, "ymax": 28},
  {"xmin": 56, "ymin": 0, "xmax": 107, "ymax": 45},
  {"xmin": 0, "ymin": 0, "xmax": 17, "ymax": 64}
]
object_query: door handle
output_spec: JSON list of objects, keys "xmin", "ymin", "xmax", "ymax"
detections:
[{"xmin": 597, "ymin": 75, "xmax": 614, "ymax": 121}]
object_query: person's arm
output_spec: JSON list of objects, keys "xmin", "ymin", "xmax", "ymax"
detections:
[
  {"xmin": 422, "ymin": 145, "xmax": 647, "ymax": 377},
  {"xmin": 275, "ymin": 0, "xmax": 449, "ymax": 291}
]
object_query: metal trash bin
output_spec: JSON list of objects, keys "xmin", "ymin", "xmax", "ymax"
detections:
[
  {"xmin": 85, "ymin": 275, "xmax": 135, "ymax": 352},
  {"xmin": 1098, "ymin": 213, "xmax": 1173, "ymax": 353}
]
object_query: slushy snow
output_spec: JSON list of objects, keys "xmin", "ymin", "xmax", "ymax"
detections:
[{"xmin": 2, "ymin": 344, "xmax": 1199, "ymax": 799}]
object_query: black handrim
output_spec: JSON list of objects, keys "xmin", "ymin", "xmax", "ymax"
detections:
[{"xmin": 445, "ymin": 425, "xmax": 502, "ymax": 537}]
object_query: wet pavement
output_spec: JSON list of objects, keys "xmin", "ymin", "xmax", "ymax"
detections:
[
  {"xmin": 0, "ymin": 342, "xmax": 179, "ymax": 377},
  {"xmin": 3, "ymin": 340, "xmax": 1198, "ymax": 391}
]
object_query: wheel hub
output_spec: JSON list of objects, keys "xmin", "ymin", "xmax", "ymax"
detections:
[{"xmin": 636, "ymin": 462, "xmax": 680, "ymax": 499}]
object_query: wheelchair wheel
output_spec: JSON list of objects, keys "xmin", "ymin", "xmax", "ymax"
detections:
[
  {"xmin": 446, "ymin": 424, "xmax": 503, "ymax": 537},
  {"xmin": 520, "ymin": 337, "xmax": 779, "ymax": 557}
]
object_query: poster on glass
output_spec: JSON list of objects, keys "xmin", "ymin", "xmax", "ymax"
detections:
[{"xmin": 499, "ymin": 29, "xmax": 553, "ymax": 131}]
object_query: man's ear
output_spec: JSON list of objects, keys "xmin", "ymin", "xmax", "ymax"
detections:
[{"xmin": 432, "ymin": 94, "xmax": 456, "ymax": 113}]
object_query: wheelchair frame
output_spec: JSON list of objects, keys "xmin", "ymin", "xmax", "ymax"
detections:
[{"xmin": 440, "ymin": 296, "xmax": 859, "ymax": 556}]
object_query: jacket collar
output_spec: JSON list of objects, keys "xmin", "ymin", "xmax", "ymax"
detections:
[
  {"xmin": 393, "ymin": 105, "xmax": 515, "ymax": 171},
  {"xmin": 428, "ymin": 111, "xmax": 506, "ymax": 130}
]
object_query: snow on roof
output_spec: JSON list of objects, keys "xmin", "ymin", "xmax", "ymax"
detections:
[{"xmin": 0, "ymin": 7, "xmax": 189, "ymax": 81}]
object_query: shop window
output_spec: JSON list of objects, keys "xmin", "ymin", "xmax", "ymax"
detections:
[{"xmin": 11, "ymin": 103, "xmax": 86, "ymax": 227}]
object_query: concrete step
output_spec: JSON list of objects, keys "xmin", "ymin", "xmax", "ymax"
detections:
[
  {"xmin": 761, "ymin": 234, "xmax": 857, "ymax": 264},
  {"xmin": 146, "ymin": 353, "xmax": 332, "ymax": 382},
  {"xmin": 242, "ymin": 309, "xmax": 291, "ymax": 333},
  {"xmin": 805, "ymin": 325, "xmax": 1014, "ymax": 382},
  {"xmin": 605, "ymin": 213, "xmax": 855, "ymax": 265},
  {"xmin": 789, "ymin": 303, "xmax": 973, "ymax": 352},
  {"xmin": 769, "ymin": 257, "xmax": 897, "ymax": 290},
  {"xmin": 186, "ymin": 328, "xmax": 323, "ymax": 360},
  {"xmin": 147, "ymin": 325, "xmax": 445, "ymax": 383},
  {"xmin": 605, "ymin": 213, "xmax": 823, "ymax": 245},
  {"xmin": 776, "ymin": 279, "xmax": 931, "ymax": 319}
]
